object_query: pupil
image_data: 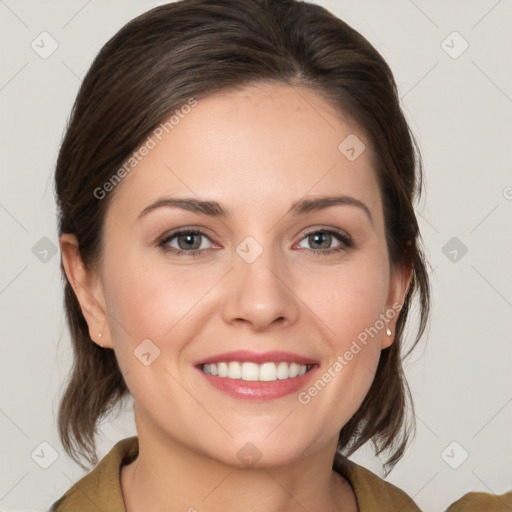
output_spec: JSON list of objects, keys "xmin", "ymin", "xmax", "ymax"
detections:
[
  {"xmin": 179, "ymin": 233, "xmax": 200, "ymax": 250},
  {"xmin": 311, "ymin": 232, "xmax": 330, "ymax": 249}
]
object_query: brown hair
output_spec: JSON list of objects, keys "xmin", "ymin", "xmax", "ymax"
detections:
[{"xmin": 54, "ymin": 0, "xmax": 431, "ymax": 474}]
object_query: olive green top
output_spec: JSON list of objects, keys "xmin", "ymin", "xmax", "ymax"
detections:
[{"xmin": 49, "ymin": 436, "xmax": 512, "ymax": 511}]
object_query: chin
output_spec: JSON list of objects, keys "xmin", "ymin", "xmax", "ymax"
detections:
[{"xmin": 204, "ymin": 436, "xmax": 315, "ymax": 470}]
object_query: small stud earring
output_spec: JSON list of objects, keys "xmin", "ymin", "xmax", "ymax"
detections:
[
  {"xmin": 385, "ymin": 327, "xmax": 392, "ymax": 336},
  {"xmin": 96, "ymin": 333, "xmax": 103, "ymax": 348}
]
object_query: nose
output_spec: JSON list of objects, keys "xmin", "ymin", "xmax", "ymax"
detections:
[{"xmin": 221, "ymin": 245, "xmax": 300, "ymax": 332}]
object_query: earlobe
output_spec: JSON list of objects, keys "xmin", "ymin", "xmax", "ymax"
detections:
[
  {"xmin": 381, "ymin": 261, "xmax": 413, "ymax": 350},
  {"xmin": 59, "ymin": 234, "xmax": 112, "ymax": 348}
]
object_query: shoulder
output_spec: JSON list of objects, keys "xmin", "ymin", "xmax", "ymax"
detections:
[
  {"xmin": 334, "ymin": 456, "xmax": 422, "ymax": 512},
  {"xmin": 336, "ymin": 456, "xmax": 512, "ymax": 512},
  {"xmin": 49, "ymin": 436, "xmax": 138, "ymax": 512},
  {"xmin": 444, "ymin": 490, "xmax": 512, "ymax": 511}
]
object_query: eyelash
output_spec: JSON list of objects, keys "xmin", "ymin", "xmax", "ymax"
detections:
[{"xmin": 158, "ymin": 227, "xmax": 353, "ymax": 257}]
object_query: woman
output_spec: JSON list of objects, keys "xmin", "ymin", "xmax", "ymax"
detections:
[{"xmin": 49, "ymin": 0, "xmax": 511, "ymax": 510}]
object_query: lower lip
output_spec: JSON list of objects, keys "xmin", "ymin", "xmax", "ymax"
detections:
[{"xmin": 197, "ymin": 366, "xmax": 318, "ymax": 400}]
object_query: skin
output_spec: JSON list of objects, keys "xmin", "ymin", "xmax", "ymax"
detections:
[{"xmin": 60, "ymin": 82, "xmax": 412, "ymax": 512}]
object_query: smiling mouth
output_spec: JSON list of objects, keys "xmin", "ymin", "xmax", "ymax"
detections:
[{"xmin": 200, "ymin": 361, "xmax": 314, "ymax": 382}]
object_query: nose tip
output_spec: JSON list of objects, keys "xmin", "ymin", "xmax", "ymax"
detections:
[{"xmin": 221, "ymin": 255, "xmax": 299, "ymax": 332}]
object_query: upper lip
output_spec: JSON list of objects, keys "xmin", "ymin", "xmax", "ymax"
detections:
[{"xmin": 195, "ymin": 350, "xmax": 319, "ymax": 366}]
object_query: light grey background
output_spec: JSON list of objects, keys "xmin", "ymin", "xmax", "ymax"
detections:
[{"xmin": 0, "ymin": 1, "xmax": 511, "ymax": 511}]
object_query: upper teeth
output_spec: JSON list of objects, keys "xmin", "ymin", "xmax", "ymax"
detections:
[{"xmin": 202, "ymin": 361, "xmax": 310, "ymax": 381}]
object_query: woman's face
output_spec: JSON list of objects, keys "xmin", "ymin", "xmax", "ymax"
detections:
[{"xmin": 87, "ymin": 82, "xmax": 409, "ymax": 467}]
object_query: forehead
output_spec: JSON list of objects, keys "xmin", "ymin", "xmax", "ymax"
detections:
[{"xmin": 107, "ymin": 82, "xmax": 381, "ymax": 224}]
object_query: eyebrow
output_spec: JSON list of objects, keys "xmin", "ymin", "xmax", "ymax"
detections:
[{"xmin": 137, "ymin": 195, "xmax": 373, "ymax": 224}]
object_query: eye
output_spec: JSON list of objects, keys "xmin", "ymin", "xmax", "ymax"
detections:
[
  {"xmin": 159, "ymin": 229, "xmax": 215, "ymax": 256},
  {"xmin": 296, "ymin": 228, "xmax": 352, "ymax": 255},
  {"xmin": 158, "ymin": 227, "xmax": 352, "ymax": 257}
]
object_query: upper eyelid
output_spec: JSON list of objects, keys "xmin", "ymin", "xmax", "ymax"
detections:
[
  {"xmin": 160, "ymin": 225, "xmax": 213, "ymax": 238},
  {"xmin": 301, "ymin": 226, "xmax": 350, "ymax": 239}
]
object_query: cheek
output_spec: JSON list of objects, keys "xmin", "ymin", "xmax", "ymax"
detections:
[
  {"xmin": 102, "ymin": 251, "xmax": 224, "ymax": 355},
  {"xmin": 303, "ymin": 254, "xmax": 390, "ymax": 350},
  {"xmin": 101, "ymin": 259, "xmax": 216, "ymax": 403},
  {"xmin": 294, "ymin": 255, "xmax": 389, "ymax": 421}
]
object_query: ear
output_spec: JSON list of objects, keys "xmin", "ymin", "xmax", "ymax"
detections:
[
  {"xmin": 381, "ymin": 259, "xmax": 413, "ymax": 350},
  {"xmin": 59, "ymin": 233, "xmax": 113, "ymax": 349}
]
